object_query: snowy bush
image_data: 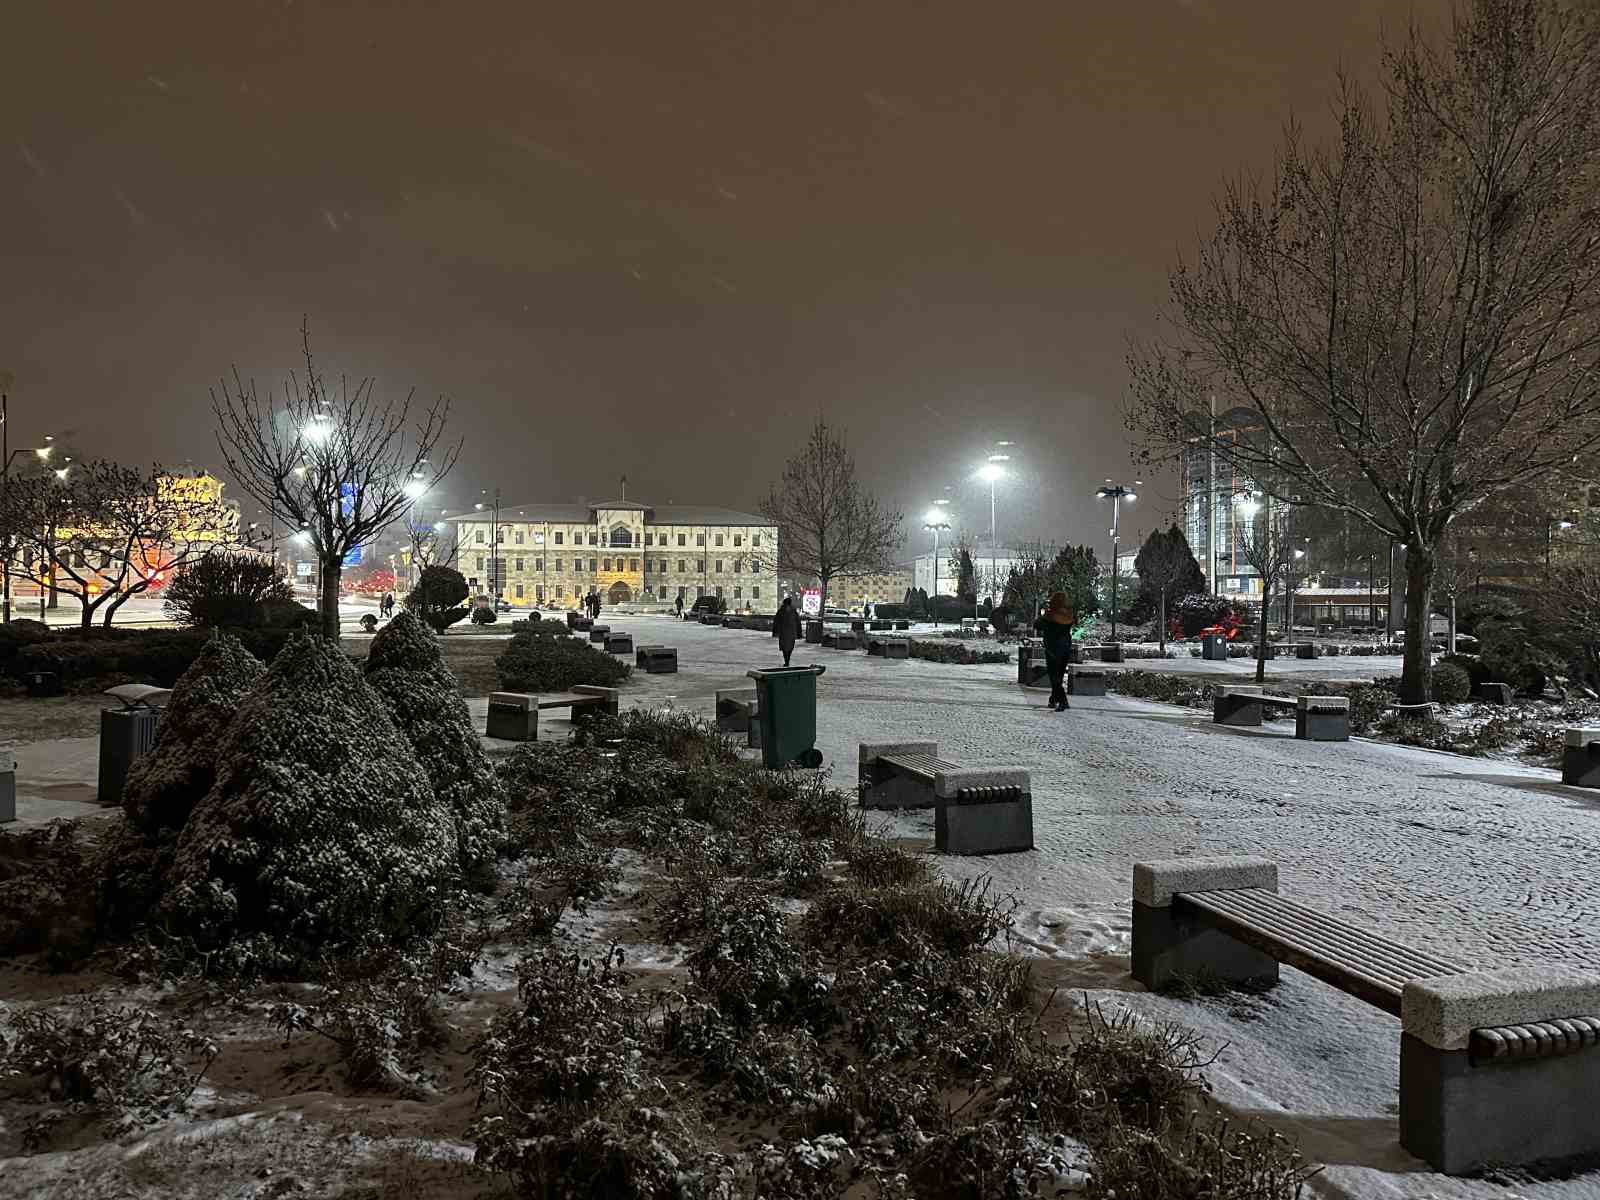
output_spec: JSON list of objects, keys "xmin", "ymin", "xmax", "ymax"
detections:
[
  {"xmin": 496, "ymin": 631, "xmax": 630, "ymax": 693},
  {"xmin": 159, "ymin": 632, "xmax": 458, "ymax": 975},
  {"xmin": 471, "ymin": 605, "xmax": 497, "ymax": 625},
  {"xmin": 364, "ymin": 611, "xmax": 505, "ymax": 882},
  {"xmin": 910, "ymin": 640, "xmax": 1009, "ymax": 665},
  {"xmin": 1, "ymin": 994, "xmax": 217, "ymax": 1149},
  {"xmin": 1431, "ymin": 662, "xmax": 1472, "ymax": 705},
  {"xmin": 120, "ymin": 632, "xmax": 265, "ymax": 836},
  {"xmin": 0, "ymin": 821, "xmax": 97, "ymax": 964}
]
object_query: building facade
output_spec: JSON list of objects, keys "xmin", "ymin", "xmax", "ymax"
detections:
[
  {"xmin": 444, "ymin": 499, "xmax": 777, "ymax": 610},
  {"xmin": 826, "ymin": 566, "xmax": 915, "ymax": 611}
]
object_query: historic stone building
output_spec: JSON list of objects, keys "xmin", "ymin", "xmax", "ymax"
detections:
[{"xmin": 445, "ymin": 497, "xmax": 777, "ymax": 611}]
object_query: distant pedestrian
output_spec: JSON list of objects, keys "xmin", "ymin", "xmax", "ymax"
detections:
[
  {"xmin": 381, "ymin": 592, "xmax": 394, "ymax": 618},
  {"xmin": 774, "ymin": 595, "xmax": 802, "ymax": 666},
  {"xmin": 674, "ymin": 593, "xmax": 684, "ymax": 619},
  {"xmin": 1033, "ymin": 591, "xmax": 1076, "ymax": 712}
]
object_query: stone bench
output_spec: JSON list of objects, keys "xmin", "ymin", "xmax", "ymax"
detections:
[
  {"xmin": 893, "ymin": 619, "xmax": 911, "ymax": 630},
  {"xmin": 485, "ymin": 686, "xmax": 620, "ymax": 741},
  {"xmin": 866, "ymin": 634, "xmax": 910, "ymax": 658},
  {"xmin": 565, "ymin": 611, "xmax": 585, "ymax": 629},
  {"xmin": 1017, "ymin": 643, "xmax": 1049, "ymax": 689},
  {"xmin": 635, "ymin": 645, "xmax": 678, "ymax": 673},
  {"xmin": 1098, "ymin": 643, "xmax": 1124, "ymax": 664},
  {"xmin": 605, "ymin": 631, "xmax": 633, "ymax": 655},
  {"xmin": 714, "ymin": 688, "xmax": 761, "ymax": 748},
  {"xmin": 570, "ymin": 615, "xmax": 592, "ymax": 632},
  {"xmin": 1068, "ymin": 667, "xmax": 1106, "ymax": 696},
  {"xmin": 858, "ymin": 740, "xmax": 1032, "ymax": 854},
  {"xmin": 587, "ymin": 624, "xmax": 611, "ymax": 643},
  {"xmin": 822, "ymin": 630, "xmax": 859, "ymax": 651},
  {"xmin": 1564, "ymin": 728, "xmax": 1600, "ymax": 788},
  {"xmin": 1131, "ymin": 856, "xmax": 1600, "ymax": 1174},
  {"xmin": 1212, "ymin": 686, "xmax": 1349, "ymax": 741},
  {"xmin": 1479, "ymin": 682, "xmax": 1515, "ymax": 705},
  {"xmin": 1294, "ymin": 642, "xmax": 1318, "ymax": 660}
]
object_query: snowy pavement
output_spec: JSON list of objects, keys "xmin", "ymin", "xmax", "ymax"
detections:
[{"xmin": 593, "ymin": 615, "xmax": 1600, "ymax": 1197}]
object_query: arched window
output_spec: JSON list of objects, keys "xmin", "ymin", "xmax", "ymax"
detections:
[{"xmin": 609, "ymin": 525, "xmax": 633, "ymax": 548}]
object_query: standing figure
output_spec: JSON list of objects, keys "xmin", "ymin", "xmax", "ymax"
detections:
[
  {"xmin": 674, "ymin": 592, "xmax": 684, "ymax": 619},
  {"xmin": 1033, "ymin": 591, "xmax": 1076, "ymax": 712},
  {"xmin": 773, "ymin": 595, "xmax": 802, "ymax": 667}
]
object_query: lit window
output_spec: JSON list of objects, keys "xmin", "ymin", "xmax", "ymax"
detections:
[
  {"xmin": 515, "ymin": 583, "xmax": 524, "ymax": 598},
  {"xmin": 603, "ymin": 558, "xmax": 612, "ymax": 572},
  {"xmin": 630, "ymin": 558, "xmax": 639, "ymax": 571}
]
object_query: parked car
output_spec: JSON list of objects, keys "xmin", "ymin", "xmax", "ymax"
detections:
[
  {"xmin": 689, "ymin": 595, "xmax": 726, "ymax": 616},
  {"xmin": 823, "ymin": 606, "xmax": 851, "ymax": 622}
]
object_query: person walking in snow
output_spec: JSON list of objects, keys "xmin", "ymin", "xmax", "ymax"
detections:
[
  {"xmin": 674, "ymin": 592, "xmax": 684, "ymax": 619},
  {"xmin": 773, "ymin": 595, "xmax": 802, "ymax": 666},
  {"xmin": 1033, "ymin": 590, "xmax": 1076, "ymax": 712}
]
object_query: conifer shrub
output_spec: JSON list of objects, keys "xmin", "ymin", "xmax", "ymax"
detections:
[
  {"xmin": 364, "ymin": 611, "xmax": 505, "ymax": 882},
  {"xmin": 1430, "ymin": 661, "xmax": 1472, "ymax": 705},
  {"xmin": 495, "ymin": 631, "xmax": 630, "ymax": 693},
  {"xmin": 159, "ymin": 633, "xmax": 458, "ymax": 975}
]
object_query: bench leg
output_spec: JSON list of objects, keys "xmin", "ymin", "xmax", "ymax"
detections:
[
  {"xmin": 1400, "ymin": 1034, "xmax": 1600, "ymax": 1174},
  {"xmin": 1131, "ymin": 900, "xmax": 1279, "ymax": 993},
  {"xmin": 486, "ymin": 705, "xmax": 538, "ymax": 741},
  {"xmin": 936, "ymin": 794, "xmax": 1033, "ymax": 854},
  {"xmin": 1295, "ymin": 713, "xmax": 1350, "ymax": 741},
  {"xmin": 858, "ymin": 766, "xmax": 934, "ymax": 810}
]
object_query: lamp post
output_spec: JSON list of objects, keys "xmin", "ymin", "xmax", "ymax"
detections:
[
  {"xmin": 1095, "ymin": 482, "xmax": 1138, "ymax": 640},
  {"xmin": 977, "ymin": 443, "xmax": 1012, "ymax": 618},
  {"xmin": 923, "ymin": 511, "xmax": 951, "ymax": 628},
  {"xmin": 1, "ymin": 396, "xmax": 56, "ymax": 624},
  {"xmin": 1547, "ymin": 517, "xmax": 1575, "ymax": 580},
  {"xmin": 474, "ymin": 488, "xmax": 502, "ymax": 603}
]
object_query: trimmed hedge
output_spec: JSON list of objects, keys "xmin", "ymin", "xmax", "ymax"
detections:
[
  {"xmin": 5, "ymin": 627, "xmax": 306, "ymax": 691},
  {"xmin": 909, "ymin": 640, "xmax": 1010, "ymax": 665},
  {"xmin": 497, "ymin": 632, "xmax": 631, "ymax": 693}
]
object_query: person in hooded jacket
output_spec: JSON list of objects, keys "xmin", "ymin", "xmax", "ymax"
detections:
[
  {"xmin": 1033, "ymin": 591, "xmax": 1076, "ymax": 711},
  {"xmin": 773, "ymin": 595, "xmax": 802, "ymax": 665}
]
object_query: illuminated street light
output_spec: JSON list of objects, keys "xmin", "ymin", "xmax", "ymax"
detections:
[
  {"xmin": 922, "ymin": 510, "xmax": 953, "ymax": 629},
  {"xmin": 403, "ymin": 478, "xmax": 428, "ymax": 500},
  {"xmin": 1095, "ymin": 482, "xmax": 1140, "ymax": 640}
]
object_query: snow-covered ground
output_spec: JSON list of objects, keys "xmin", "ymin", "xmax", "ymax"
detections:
[{"xmin": 591, "ymin": 615, "xmax": 1600, "ymax": 1197}]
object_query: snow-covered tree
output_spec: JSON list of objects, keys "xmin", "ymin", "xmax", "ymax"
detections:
[
  {"xmin": 161, "ymin": 632, "xmax": 457, "ymax": 973},
  {"xmin": 365, "ymin": 610, "xmax": 504, "ymax": 883}
]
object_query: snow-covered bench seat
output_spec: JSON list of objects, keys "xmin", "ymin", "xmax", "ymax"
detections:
[
  {"xmin": 1068, "ymin": 667, "xmax": 1106, "ymax": 696},
  {"xmin": 1564, "ymin": 728, "xmax": 1600, "ymax": 788},
  {"xmin": 1211, "ymin": 687, "xmax": 1349, "ymax": 741},
  {"xmin": 485, "ymin": 686, "xmax": 620, "ymax": 741},
  {"xmin": 866, "ymin": 634, "xmax": 910, "ymax": 658},
  {"xmin": 634, "ymin": 645, "xmax": 678, "ymax": 673},
  {"xmin": 858, "ymin": 740, "xmax": 1033, "ymax": 855},
  {"xmin": 1131, "ymin": 856, "xmax": 1600, "ymax": 1174}
]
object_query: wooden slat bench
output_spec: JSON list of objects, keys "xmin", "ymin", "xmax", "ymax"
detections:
[
  {"xmin": 1132, "ymin": 856, "xmax": 1600, "ymax": 1174},
  {"xmin": 634, "ymin": 645, "xmax": 678, "ymax": 673},
  {"xmin": 858, "ymin": 740, "xmax": 1033, "ymax": 855},
  {"xmin": 485, "ymin": 686, "xmax": 620, "ymax": 741},
  {"xmin": 1212, "ymin": 686, "xmax": 1349, "ymax": 741},
  {"xmin": 866, "ymin": 634, "xmax": 910, "ymax": 658}
]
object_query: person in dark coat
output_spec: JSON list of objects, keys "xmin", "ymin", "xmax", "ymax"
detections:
[
  {"xmin": 674, "ymin": 593, "xmax": 684, "ymax": 618},
  {"xmin": 773, "ymin": 596, "xmax": 802, "ymax": 666},
  {"xmin": 1033, "ymin": 590, "xmax": 1076, "ymax": 712}
]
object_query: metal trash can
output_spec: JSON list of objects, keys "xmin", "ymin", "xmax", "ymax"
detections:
[
  {"xmin": 97, "ymin": 684, "xmax": 172, "ymax": 808},
  {"xmin": 804, "ymin": 620, "xmax": 823, "ymax": 644},
  {"xmin": 0, "ymin": 745, "xmax": 15, "ymax": 824},
  {"xmin": 24, "ymin": 669, "xmax": 61, "ymax": 697},
  {"xmin": 747, "ymin": 665, "xmax": 826, "ymax": 769},
  {"xmin": 1202, "ymin": 633, "xmax": 1228, "ymax": 661}
]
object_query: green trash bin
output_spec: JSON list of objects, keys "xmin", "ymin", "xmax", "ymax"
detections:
[{"xmin": 747, "ymin": 665, "xmax": 826, "ymax": 769}]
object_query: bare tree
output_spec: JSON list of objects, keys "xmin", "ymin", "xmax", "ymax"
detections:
[
  {"xmin": 761, "ymin": 419, "xmax": 903, "ymax": 613},
  {"xmin": 6, "ymin": 462, "xmax": 236, "ymax": 630},
  {"xmin": 1128, "ymin": 0, "xmax": 1600, "ymax": 703},
  {"xmin": 1237, "ymin": 502, "xmax": 1300, "ymax": 683},
  {"xmin": 213, "ymin": 322, "xmax": 460, "ymax": 637}
]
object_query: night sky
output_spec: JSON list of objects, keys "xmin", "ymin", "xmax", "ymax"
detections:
[{"xmin": 2, "ymin": 0, "xmax": 1446, "ymax": 553}]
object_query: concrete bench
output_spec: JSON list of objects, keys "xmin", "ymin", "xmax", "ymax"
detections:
[
  {"xmin": 565, "ymin": 611, "xmax": 584, "ymax": 630},
  {"xmin": 858, "ymin": 740, "xmax": 1032, "ymax": 854},
  {"xmin": 714, "ymin": 688, "xmax": 761, "ymax": 748},
  {"xmin": 635, "ymin": 645, "xmax": 678, "ymax": 673},
  {"xmin": 588, "ymin": 624, "xmax": 611, "ymax": 643},
  {"xmin": 1479, "ymin": 682, "xmax": 1515, "ymax": 705},
  {"xmin": 570, "ymin": 615, "xmax": 592, "ymax": 632},
  {"xmin": 1068, "ymin": 667, "xmax": 1106, "ymax": 696},
  {"xmin": 1212, "ymin": 687, "xmax": 1349, "ymax": 741},
  {"xmin": 604, "ymin": 631, "xmax": 633, "ymax": 655},
  {"xmin": 1131, "ymin": 856, "xmax": 1600, "ymax": 1174},
  {"xmin": 485, "ymin": 686, "xmax": 620, "ymax": 741},
  {"xmin": 866, "ymin": 634, "xmax": 910, "ymax": 658},
  {"xmin": 1294, "ymin": 642, "xmax": 1318, "ymax": 660},
  {"xmin": 1017, "ymin": 643, "xmax": 1049, "ymax": 689},
  {"xmin": 1099, "ymin": 643, "xmax": 1124, "ymax": 664},
  {"xmin": 893, "ymin": 619, "xmax": 911, "ymax": 630},
  {"xmin": 822, "ymin": 630, "xmax": 859, "ymax": 651},
  {"xmin": 1564, "ymin": 728, "xmax": 1600, "ymax": 788}
]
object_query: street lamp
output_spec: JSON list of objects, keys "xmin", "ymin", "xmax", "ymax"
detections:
[
  {"xmin": 1547, "ymin": 517, "xmax": 1576, "ymax": 578},
  {"xmin": 0, "ymin": 392, "xmax": 57, "ymax": 623},
  {"xmin": 923, "ymin": 509, "xmax": 951, "ymax": 628},
  {"xmin": 976, "ymin": 442, "xmax": 1013, "ymax": 618},
  {"xmin": 1095, "ymin": 482, "xmax": 1139, "ymax": 640}
]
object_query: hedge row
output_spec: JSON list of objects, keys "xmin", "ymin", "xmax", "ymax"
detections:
[{"xmin": 1, "ymin": 626, "xmax": 311, "ymax": 690}]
